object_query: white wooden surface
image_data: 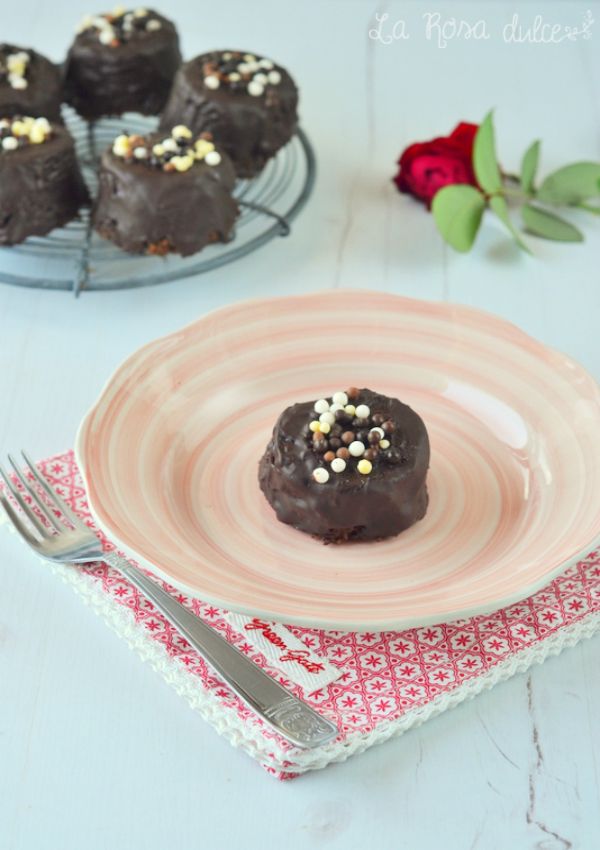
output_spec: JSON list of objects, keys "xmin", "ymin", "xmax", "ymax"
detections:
[{"xmin": 1, "ymin": 2, "xmax": 599, "ymax": 847}]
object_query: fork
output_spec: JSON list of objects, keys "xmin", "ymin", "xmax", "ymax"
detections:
[{"xmin": 0, "ymin": 451, "xmax": 338, "ymax": 749}]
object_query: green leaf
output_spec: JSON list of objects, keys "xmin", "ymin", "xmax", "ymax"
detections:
[
  {"xmin": 473, "ymin": 110, "xmax": 502, "ymax": 193},
  {"xmin": 522, "ymin": 204, "xmax": 584, "ymax": 242},
  {"xmin": 489, "ymin": 195, "xmax": 532, "ymax": 253},
  {"xmin": 520, "ymin": 140, "xmax": 540, "ymax": 195},
  {"xmin": 431, "ymin": 184, "xmax": 486, "ymax": 252},
  {"xmin": 537, "ymin": 162, "xmax": 600, "ymax": 204}
]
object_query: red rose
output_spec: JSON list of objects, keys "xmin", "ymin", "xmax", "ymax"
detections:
[{"xmin": 393, "ymin": 123, "xmax": 479, "ymax": 208}]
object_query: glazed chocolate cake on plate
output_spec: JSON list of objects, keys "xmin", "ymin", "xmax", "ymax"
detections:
[
  {"xmin": 0, "ymin": 45, "xmax": 63, "ymax": 124},
  {"xmin": 159, "ymin": 50, "xmax": 298, "ymax": 178},
  {"xmin": 92, "ymin": 124, "xmax": 239, "ymax": 256},
  {"xmin": 63, "ymin": 7, "xmax": 181, "ymax": 120},
  {"xmin": 259, "ymin": 388, "xmax": 430, "ymax": 542},
  {"xmin": 0, "ymin": 116, "xmax": 89, "ymax": 245}
]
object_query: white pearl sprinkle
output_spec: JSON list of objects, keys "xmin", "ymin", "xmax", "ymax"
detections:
[
  {"xmin": 330, "ymin": 458, "xmax": 346, "ymax": 473},
  {"xmin": 28, "ymin": 125, "xmax": 45, "ymax": 144},
  {"xmin": 259, "ymin": 58, "xmax": 274, "ymax": 70},
  {"xmin": 34, "ymin": 117, "xmax": 51, "ymax": 134},
  {"xmin": 2, "ymin": 136, "xmax": 18, "ymax": 150},
  {"xmin": 355, "ymin": 404, "xmax": 370, "ymax": 419},
  {"xmin": 222, "ymin": 51, "xmax": 232, "ymax": 60},
  {"xmin": 0, "ymin": 120, "xmax": 10, "ymax": 130},
  {"xmin": 9, "ymin": 76, "xmax": 27, "ymax": 90},
  {"xmin": 237, "ymin": 63, "xmax": 249, "ymax": 74},
  {"xmin": 162, "ymin": 138, "xmax": 178, "ymax": 152},
  {"xmin": 329, "ymin": 403, "xmax": 344, "ymax": 413},
  {"xmin": 112, "ymin": 135, "xmax": 129, "ymax": 156},
  {"xmin": 349, "ymin": 441, "xmax": 365, "ymax": 457},
  {"xmin": 319, "ymin": 411, "xmax": 335, "ymax": 426},
  {"xmin": 247, "ymin": 81, "xmax": 264, "ymax": 97},
  {"xmin": 134, "ymin": 7, "xmax": 148, "ymax": 17},
  {"xmin": 268, "ymin": 70, "xmax": 282, "ymax": 85},
  {"xmin": 332, "ymin": 391, "xmax": 348, "ymax": 406},
  {"xmin": 370, "ymin": 427, "xmax": 385, "ymax": 440},
  {"xmin": 133, "ymin": 146, "xmax": 148, "ymax": 158},
  {"xmin": 344, "ymin": 404, "xmax": 356, "ymax": 416},
  {"xmin": 204, "ymin": 150, "xmax": 221, "ymax": 166},
  {"xmin": 99, "ymin": 27, "xmax": 116, "ymax": 44},
  {"xmin": 7, "ymin": 57, "xmax": 26, "ymax": 74},
  {"xmin": 146, "ymin": 19, "xmax": 161, "ymax": 30},
  {"xmin": 379, "ymin": 439, "xmax": 390, "ymax": 450},
  {"xmin": 314, "ymin": 399, "xmax": 330, "ymax": 414},
  {"xmin": 312, "ymin": 468, "xmax": 329, "ymax": 484},
  {"xmin": 228, "ymin": 72, "xmax": 241, "ymax": 82},
  {"xmin": 253, "ymin": 72, "xmax": 268, "ymax": 85},
  {"xmin": 244, "ymin": 53, "xmax": 256, "ymax": 61},
  {"xmin": 246, "ymin": 61, "xmax": 260, "ymax": 73},
  {"xmin": 204, "ymin": 75, "xmax": 220, "ymax": 90},
  {"xmin": 172, "ymin": 124, "xmax": 192, "ymax": 139}
]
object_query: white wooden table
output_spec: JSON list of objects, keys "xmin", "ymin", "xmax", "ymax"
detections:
[{"xmin": 1, "ymin": 2, "xmax": 599, "ymax": 847}]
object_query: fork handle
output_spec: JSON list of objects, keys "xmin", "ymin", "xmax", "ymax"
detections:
[{"xmin": 102, "ymin": 553, "xmax": 339, "ymax": 749}]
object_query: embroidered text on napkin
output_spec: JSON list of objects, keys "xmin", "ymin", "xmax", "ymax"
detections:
[{"xmin": 224, "ymin": 613, "xmax": 345, "ymax": 693}]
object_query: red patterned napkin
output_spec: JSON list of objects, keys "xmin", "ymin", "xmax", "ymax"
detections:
[{"xmin": 4, "ymin": 451, "xmax": 600, "ymax": 779}]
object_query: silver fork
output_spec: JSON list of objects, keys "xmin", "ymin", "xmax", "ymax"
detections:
[{"xmin": 0, "ymin": 451, "xmax": 338, "ymax": 749}]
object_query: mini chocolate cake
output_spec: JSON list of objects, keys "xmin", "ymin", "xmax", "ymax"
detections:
[
  {"xmin": 0, "ymin": 45, "xmax": 63, "ymax": 124},
  {"xmin": 259, "ymin": 388, "xmax": 430, "ymax": 542},
  {"xmin": 0, "ymin": 116, "xmax": 89, "ymax": 246},
  {"xmin": 63, "ymin": 7, "xmax": 181, "ymax": 120},
  {"xmin": 92, "ymin": 124, "xmax": 239, "ymax": 256},
  {"xmin": 159, "ymin": 50, "xmax": 298, "ymax": 178}
]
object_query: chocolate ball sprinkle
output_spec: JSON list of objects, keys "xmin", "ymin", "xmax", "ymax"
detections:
[
  {"xmin": 384, "ymin": 447, "xmax": 403, "ymax": 465},
  {"xmin": 364, "ymin": 448, "xmax": 379, "ymax": 462},
  {"xmin": 346, "ymin": 387, "xmax": 360, "ymax": 399},
  {"xmin": 324, "ymin": 451, "xmax": 335, "ymax": 463},
  {"xmin": 372, "ymin": 413, "xmax": 384, "ymax": 426},
  {"xmin": 367, "ymin": 430, "xmax": 381, "ymax": 444},
  {"xmin": 341, "ymin": 431, "xmax": 355, "ymax": 445},
  {"xmin": 329, "ymin": 437, "xmax": 342, "ymax": 450},
  {"xmin": 314, "ymin": 438, "xmax": 329, "ymax": 453},
  {"xmin": 382, "ymin": 421, "xmax": 396, "ymax": 435},
  {"xmin": 336, "ymin": 447, "xmax": 350, "ymax": 460}
]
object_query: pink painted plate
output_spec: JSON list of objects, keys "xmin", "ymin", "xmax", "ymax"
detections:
[{"xmin": 75, "ymin": 291, "xmax": 600, "ymax": 630}]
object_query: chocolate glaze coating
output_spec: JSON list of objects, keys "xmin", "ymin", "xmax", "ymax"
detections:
[
  {"xmin": 63, "ymin": 10, "xmax": 181, "ymax": 120},
  {"xmin": 0, "ymin": 45, "xmax": 63, "ymax": 124},
  {"xmin": 159, "ymin": 51, "xmax": 298, "ymax": 178},
  {"xmin": 259, "ymin": 389, "xmax": 430, "ymax": 542},
  {"xmin": 0, "ymin": 124, "xmax": 89, "ymax": 246},
  {"xmin": 92, "ymin": 135, "xmax": 239, "ymax": 256}
]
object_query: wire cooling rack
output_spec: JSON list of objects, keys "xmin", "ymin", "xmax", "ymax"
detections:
[{"xmin": 0, "ymin": 107, "xmax": 316, "ymax": 294}]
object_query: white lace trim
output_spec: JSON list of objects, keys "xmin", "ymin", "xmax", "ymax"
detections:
[{"xmin": 4, "ymin": 512, "xmax": 600, "ymax": 776}]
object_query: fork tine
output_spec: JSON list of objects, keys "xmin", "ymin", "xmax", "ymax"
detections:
[
  {"xmin": 0, "ymin": 462, "xmax": 50, "ymax": 539},
  {"xmin": 0, "ymin": 489, "xmax": 41, "ymax": 547},
  {"xmin": 8, "ymin": 455, "xmax": 64, "ymax": 534},
  {"xmin": 21, "ymin": 451, "xmax": 89, "ymax": 533}
]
